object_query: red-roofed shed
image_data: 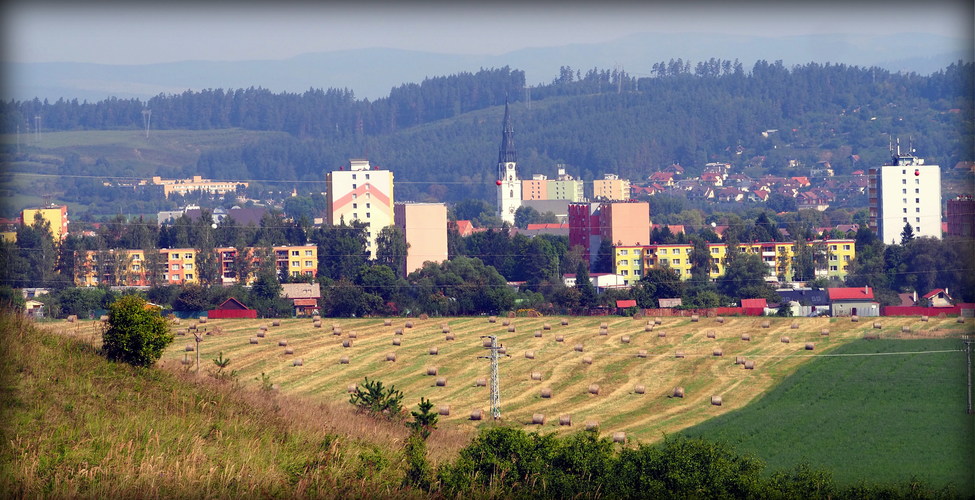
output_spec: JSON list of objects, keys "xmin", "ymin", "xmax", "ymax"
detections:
[{"xmin": 209, "ymin": 297, "xmax": 258, "ymax": 319}]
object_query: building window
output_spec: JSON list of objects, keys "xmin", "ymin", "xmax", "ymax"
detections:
[
  {"xmin": 830, "ymin": 266, "xmax": 838, "ymax": 271},
  {"xmin": 843, "ymin": 255, "xmax": 850, "ymax": 261},
  {"xmin": 674, "ymin": 248, "xmax": 681, "ymax": 254},
  {"xmin": 621, "ymin": 270, "xmax": 629, "ymax": 276},
  {"xmin": 915, "ymin": 179, "xmax": 919, "ymax": 184},
  {"xmin": 304, "ymin": 260, "xmax": 313, "ymax": 267},
  {"xmin": 171, "ymin": 264, "xmax": 179, "ymax": 270},
  {"xmin": 291, "ymin": 250, "xmax": 299, "ymax": 256},
  {"xmin": 291, "ymin": 261, "xmax": 299, "ymax": 268},
  {"xmin": 185, "ymin": 274, "xmax": 193, "ymax": 280},
  {"xmin": 352, "ymin": 184, "xmax": 357, "ymax": 189},
  {"xmin": 365, "ymin": 174, "xmax": 370, "ymax": 180},
  {"xmin": 902, "ymin": 179, "xmax": 907, "ymax": 184},
  {"xmin": 915, "ymin": 188, "xmax": 919, "ymax": 193},
  {"xmin": 916, "ymin": 208, "xmax": 920, "ymax": 213},
  {"xmin": 634, "ymin": 270, "xmax": 642, "ymax": 276},
  {"xmin": 353, "ymin": 203, "xmax": 357, "ymax": 209},
  {"xmin": 132, "ymin": 265, "xmax": 141, "ymax": 271},
  {"xmin": 305, "ymin": 250, "xmax": 313, "ymax": 256},
  {"xmin": 916, "ymin": 217, "xmax": 920, "ymax": 223},
  {"xmin": 619, "ymin": 260, "xmax": 628, "ymax": 266},
  {"xmin": 673, "ymin": 259, "xmax": 681, "ymax": 265},
  {"xmin": 185, "ymin": 263, "xmax": 193, "ymax": 270},
  {"xmin": 915, "ymin": 198, "xmax": 920, "ymax": 203},
  {"xmin": 711, "ymin": 248, "xmax": 719, "ymax": 254},
  {"xmin": 353, "ymin": 213, "xmax": 358, "ymax": 219},
  {"xmin": 902, "ymin": 188, "xmax": 907, "ymax": 194},
  {"xmin": 903, "ymin": 208, "xmax": 907, "ymax": 213},
  {"xmin": 903, "ymin": 217, "xmax": 908, "ymax": 222},
  {"xmin": 352, "ymin": 174, "xmax": 356, "ymax": 179},
  {"xmin": 661, "ymin": 249, "xmax": 668, "ymax": 255},
  {"xmin": 619, "ymin": 249, "xmax": 628, "ymax": 255},
  {"xmin": 366, "ymin": 203, "xmax": 371, "ymax": 208},
  {"xmin": 366, "ymin": 212, "xmax": 371, "ymax": 218},
  {"xmin": 843, "ymin": 245, "xmax": 850, "ymax": 250}
]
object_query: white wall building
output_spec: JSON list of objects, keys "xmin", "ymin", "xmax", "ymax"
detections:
[
  {"xmin": 326, "ymin": 159, "xmax": 394, "ymax": 258},
  {"xmin": 497, "ymin": 100, "xmax": 521, "ymax": 225},
  {"xmin": 869, "ymin": 148, "xmax": 942, "ymax": 244}
]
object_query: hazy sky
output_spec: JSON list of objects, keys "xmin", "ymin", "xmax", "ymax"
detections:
[{"xmin": 4, "ymin": 0, "xmax": 972, "ymax": 65}]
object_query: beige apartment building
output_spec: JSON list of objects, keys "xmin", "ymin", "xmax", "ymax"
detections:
[{"xmin": 394, "ymin": 203, "xmax": 448, "ymax": 276}]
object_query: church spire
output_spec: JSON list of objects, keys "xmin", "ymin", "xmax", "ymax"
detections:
[{"xmin": 498, "ymin": 98, "xmax": 516, "ymax": 169}]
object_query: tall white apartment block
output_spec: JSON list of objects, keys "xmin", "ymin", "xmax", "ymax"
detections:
[
  {"xmin": 869, "ymin": 148, "xmax": 942, "ymax": 244},
  {"xmin": 326, "ymin": 159, "xmax": 395, "ymax": 258}
]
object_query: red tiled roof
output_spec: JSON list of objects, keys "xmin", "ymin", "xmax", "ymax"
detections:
[
  {"xmin": 293, "ymin": 298, "xmax": 318, "ymax": 307},
  {"xmin": 616, "ymin": 300, "xmax": 638, "ymax": 308},
  {"xmin": 922, "ymin": 289, "xmax": 947, "ymax": 299},
  {"xmin": 828, "ymin": 287, "xmax": 875, "ymax": 300},
  {"xmin": 741, "ymin": 298, "xmax": 767, "ymax": 309}
]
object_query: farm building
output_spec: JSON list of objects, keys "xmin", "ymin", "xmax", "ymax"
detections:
[
  {"xmin": 828, "ymin": 287, "xmax": 880, "ymax": 317},
  {"xmin": 280, "ymin": 283, "xmax": 321, "ymax": 317},
  {"xmin": 208, "ymin": 297, "xmax": 258, "ymax": 319},
  {"xmin": 777, "ymin": 288, "xmax": 830, "ymax": 316}
]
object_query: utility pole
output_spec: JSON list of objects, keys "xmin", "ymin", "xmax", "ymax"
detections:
[
  {"xmin": 965, "ymin": 337, "xmax": 973, "ymax": 414},
  {"xmin": 479, "ymin": 335, "xmax": 503, "ymax": 420}
]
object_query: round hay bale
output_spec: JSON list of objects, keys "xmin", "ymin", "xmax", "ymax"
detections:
[
  {"xmin": 284, "ymin": 347, "xmax": 294, "ymax": 355},
  {"xmin": 260, "ymin": 325, "xmax": 269, "ymax": 331},
  {"xmin": 588, "ymin": 384, "xmax": 600, "ymax": 395},
  {"xmin": 657, "ymin": 331, "xmax": 667, "ymax": 338},
  {"xmin": 532, "ymin": 413, "xmax": 545, "ymax": 425},
  {"xmin": 957, "ymin": 317, "xmax": 966, "ymax": 324},
  {"xmin": 339, "ymin": 356, "xmax": 349, "ymax": 364},
  {"xmin": 278, "ymin": 340, "xmax": 288, "ymax": 347},
  {"xmin": 636, "ymin": 350, "xmax": 648, "ymax": 358},
  {"xmin": 470, "ymin": 409, "xmax": 483, "ymax": 421},
  {"xmin": 645, "ymin": 325, "xmax": 654, "ymax": 332},
  {"xmin": 599, "ymin": 328, "xmax": 608, "ymax": 336},
  {"xmin": 540, "ymin": 388, "xmax": 553, "ymax": 398},
  {"xmin": 530, "ymin": 372, "xmax": 542, "ymax": 381},
  {"xmin": 271, "ymin": 320, "xmax": 280, "ymax": 327},
  {"xmin": 188, "ymin": 325, "xmax": 197, "ymax": 332},
  {"xmin": 635, "ymin": 384, "xmax": 646, "ymax": 394},
  {"xmin": 482, "ymin": 339, "xmax": 493, "ymax": 348},
  {"xmin": 673, "ymin": 351, "xmax": 684, "ymax": 359},
  {"xmin": 502, "ymin": 319, "xmax": 510, "ymax": 326},
  {"xmin": 314, "ymin": 322, "xmax": 322, "ymax": 328},
  {"xmin": 585, "ymin": 421, "xmax": 599, "ymax": 431},
  {"xmin": 100, "ymin": 315, "xmax": 109, "ymax": 322},
  {"xmin": 735, "ymin": 356, "xmax": 745, "ymax": 365},
  {"xmin": 498, "ymin": 347, "xmax": 507, "ymax": 355},
  {"xmin": 429, "ymin": 347, "xmax": 439, "ymax": 355},
  {"xmin": 805, "ymin": 343, "xmax": 815, "ymax": 350},
  {"xmin": 385, "ymin": 352, "xmax": 396, "ymax": 362},
  {"xmin": 488, "ymin": 316, "xmax": 497, "ymax": 323},
  {"xmin": 873, "ymin": 322, "xmax": 882, "ymax": 329},
  {"xmin": 507, "ymin": 326, "xmax": 516, "ymax": 333},
  {"xmin": 347, "ymin": 332, "xmax": 357, "ymax": 339},
  {"xmin": 419, "ymin": 313, "xmax": 429, "ymax": 320},
  {"xmin": 600, "ymin": 322, "xmax": 608, "ymax": 329},
  {"xmin": 760, "ymin": 320, "xmax": 770, "ymax": 328},
  {"xmin": 67, "ymin": 315, "xmax": 77, "ymax": 323},
  {"xmin": 561, "ymin": 319, "xmax": 569, "ymax": 326},
  {"xmin": 920, "ymin": 316, "xmax": 929, "ymax": 322},
  {"xmin": 292, "ymin": 358, "xmax": 303, "ymax": 367},
  {"xmin": 196, "ymin": 317, "xmax": 207, "ymax": 324},
  {"xmin": 177, "ymin": 329, "xmax": 186, "ymax": 336},
  {"xmin": 445, "ymin": 333, "xmax": 455, "ymax": 341},
  {"xmin": 172, "ymin": 318, "xmax": 181, "ymax": 325},
  {"xmin": 426, "ymin": 367, "xmax": 438, "ymax": 376},
  {"xmin": 256, "ymin": 331, "xmax": 266, "ymax": 338},
  {"xmin": 442, "ymin": 327, "xmax": 451, "ymax": 334},
  {"xmin": 555, "ymin": 335, "xmax": 565, "ymax": 342},
  {"xmin": 654, "ymin": 317, "xmax": 662, "ymax": 325},
  {"xmin": 405, "ymin": 321, "xmax": 414, "ymax": 328},
  {"xmin": 713, "ymin": 348, "xmax": 723, "ymax": 357},
  {"xmin": 313, "ymin": 314, "xmax": 321, "ymax": 320},
  {"xmin": 851, "ymin": 315, "xmax": 859, "ymax": 322},
  {"xmin": 691, "ymin": 315, "xmax": 700, "ymax": 322},
  {"xmin": 185, "ymin": 344, "xmax": 195, "ymax": 352},
  {"xmin": 582, "ymin": 356, "xmax": 593, "ymax": 365},
  {"xmin": 716, "ymin": 317, "xmax": 725, "ymax": 324},
  {"xmin": 475, "ymin": 378, "xmax": 487, "ymax": 387},
  {"xmin": 613, "ymin": 432, "xmax": 626, "ymax": 443},
  {"xmin": 780, "ymin": 336, "xmax": 791, "ymax": 343},
  {"xmin": 901, "ymin": 325, "xmax": 911, "ymax": 333},
  {"xmin": 559, "ymin": 415, "xmax": 572, "ymax": 426},
  {"xmin": 347, "ymin": 384, "xmax": 357, "ymax": 393},
  {"xmin": 438, "ymin": 405, "xmax": 450, "ymax": 416},
  {"xmin": 394, "ymin": 328, "xmax": 403, "ymax": 335},
  {"xmin": 435, "ymin": 377, "xmax": 447, "ymax": 387},
  {"xmin": 707, "ymin": 330, "xmax": 716, "ymax": 338},
  {"xmin": 790, "ymin": 321, "xmax": 799, "ymax": 329},
  {"xmin": 621, "ymin": 336, "xmax": 631, "ymax": 344},
  {"xmin": 342, "ymin": 339, "xmax": 353, "ymax": 348},
  {"xmin": 534, "ymin": 330, "xmax": 543, "ymax": 338},
  {"xmin": 741, "ymin": 333, "xmax": 751, "ymax": 341},
  {"xmin": 821, "ymin": 329, "xmax": 830, "ymax": 336},
  {"xmin": 525, "ymin": 350, "xmax": 535, "ymax": 359},
  {"xmin": 383, "ymin": 319, "xmax": 392, "ymax": 326},
  {"xmin": 574, "ymin": 343, "xmax": 584, "ymax": 352},
  {"xmin": 672, "ymin": 386, "xmax": 685, "ymax": 398},
  {"xmin": 543, "ymin": 323, "xmax": 552, "ymax": 330},
  {"xmin": 711, "ymin": 395, "xmax": 723, "ymax": 406},
  {"xmin": 744, "ymin": 360, "xmax": 755, "ymax": 370},
  {"xmin": 249, "ymin": 337, "xmax": 259, "ymax": 344},
  {"xmin": 392, "ymin": 338, "xmax": 401, "ymax": 346}
]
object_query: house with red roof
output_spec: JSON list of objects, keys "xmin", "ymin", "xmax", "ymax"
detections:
[
  {"xmin": 451, "ymin": 220, "xmax": 475, "ymax": 237},
  {"xmin": 922, "ymin": 288, "xmax": 953, "ymax": 308},
  {"xmin": 648, "ymin": 171, "xmax": 675, "ymax": 186},
  {"xmin": 828, "ymin": 287, "xmax": 880, "ymax": 316}
]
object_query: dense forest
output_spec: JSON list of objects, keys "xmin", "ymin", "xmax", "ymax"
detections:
[{"xmin": 3, "ymin": 61, "xmax": 972, "ymax": 204}]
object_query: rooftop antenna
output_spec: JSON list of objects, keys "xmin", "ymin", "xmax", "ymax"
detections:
[{"xmin": 142, "ymin": 108, "xmax": 152, "ymax": 140}]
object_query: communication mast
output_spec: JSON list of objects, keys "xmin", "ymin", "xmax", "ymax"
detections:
[{"xmin": 142, "ymin": 109, "xmax": 152, "ymax": 139}]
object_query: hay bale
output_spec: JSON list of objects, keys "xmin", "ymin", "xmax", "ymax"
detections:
[
  {"xmin": 498, "ymin": 347, "xmax": 507, "ymax": 355},
  {"xmin": 445, "ymin": 333, "xmax": 455, "ymax": 341},
  {"xmin": 419, "ymin": 313, "xmax": 429, "ymax": 320},
  {"xmin": 185, "ymin": 344, "xmax": 195, "ymax": 352},
  {"xmin": 470, "ymin": 409, "xmax": 483, "ymax": 421},
  {"xmin": 744, "ymin": 360, "xmax": 755, "ymax": 370},
  {"xmin": 426, "ymin": 367, "xmax": 438, "ymax": 376},
  {"xmin": 337, "ymin": 354, "xmax": 350, "ymax": 364},
  {"xmin": 292, "ymin": 358, "xmax": 303, "ymax": 367},
  {"xmin": 405, "ymin": 321, "xmax": 414, "ymax": 328},
  {"xmin": 278, "ymin": 340, "xmax": 288, "ymax": 347},
  {"xmin": 901, "ymin": 325, "xmax": 911, "ymax": 333},
  {"xmin": 760, "ymin": 320, "xmax": 770, "ymax": 328},
  {"xmin": 67, "ymin": 315, "xmax": 77, "ymax": 323},
  {"xmin": 534, "ymin": 331, "xmax": 543, "ymax": 338},
  {"xmin": 100, "ymin": 315, "xmax": 109, "ymax": 322},
  {"xmin": 540, "ymin": 388, "xmax": 553, "ymax": 398},
  {"xmin": 543, "ymin": 323, "xmax": 552, "ymax": 330},
  {"xmin": 507, "ymin": 325, "xmax": 516, "ymax": 333},
  {"xmin": 177, "ymin": 329, "xmax": 186, "ymax": 336},
  {"xmin": 600, "ymin": 322, "xmax": 608, "ymax": 329},
  {"xmin": 691, "ymin": 315, "xmax": 700, "ymax": 322},
  {"xmin": 530, "ymin": 371, "xmax": 542, "ymax": 381},
  {"xmin": 613, "ymin": 432, "xmax": 626, "ymax": 443},
  {"xmin": 257, "ymin": 331, "xmax": 266, "ymax": 338},
  {"xmin": 332, "ymin": 324, "xmax": 340, "ymax": 331},
  {"xmin": 957, "ymin": 317, "xmax": 966, "ymax": 324},
  {"xmin": 392, "ymin": 338, "xmax": 401, "ymax": 346},
  {"xmin": 711, "ymin": 395, "xmax": 723, "ymax": 406},
  {"xmin": 532, "ymin": 413, "xmax": 545, "ymax": 425},
  {"xmin": 199, "ymin": 317, "xmax": 208, "ymax": 324},
  {"xmin": 599, "ymin": 328, "xmax": 608, "ymax": 336},
  {"xmin": 780, "ymin": 336, "xmax": 791, "ymax": 343},
  {"xmin": 260, "ymin": 325, "xmax": 269, "ymax": 331},
  {"xmin": 438, "ymin": 405, "xmax": 450, "ymax": 416},
  {"xmin": 385, "ymin": 352, "xmax": 396, "ymax": 362},
  {"xmin": 821, "ymin": 329, "xmax": 830, "ymax": 336},
  {"xmin": 674, "ymin": 351, "xmax": 684, "ymax": 359},
  {"xmin": 851, "ymin": 315, "xmax": 859, "ymax": 322},
  {"xmin": 574, "ymin": 343, "xmax": 584, "ymax": 352},
  {"xmin": 582, "ymin": 356, "xmax": 593, "ymax": 365},
  {"xmin": 621, "ymin": 336, "xmax": 631, "ymax": 344},
  {"xmin": 249, "ymin": 337, "xmax": 259, "ymax": 344},
  {"xmin": 920, "ymin": 316, "xmax": 929, "ymax": 322},
  {"xmin": 654, "ymin": 317, "xmax": 662, "ymax": 325},
  {"xmin": 672, "ymin": 386, "xmax": 685, "ymax": 398},
  {"xmin": 475, "ymin": 377, "xmax": 487, "ymax": 387},
  {"xmin": 555, "ymin": 335, "xmax": 565, "ymax": 342},
  {"xmin": 635, "ymin": 384, "xmax": 646, "ymax": 394},
  {"xmin": 873, "ymin": 322, "xmax": 882, "ymax": 329},
  {"xmin": 658, "ymin": 331, "xmax": 667, "ymax": 338},
  {"xmin": 585, "ymin": 421, "xmax": 599, "ymax": 431},
  {"xmin": 284, "ymin": 347, "xmax": 294, "ymax": 355},
  {"xmin": 588, "ymin": 384, "xmax": 600, "ymax": 395},
  {"xmin": 645, "ymin": 325, "xmax": 654, "ymax": 332},
  {"xmin": 429, "ymin": 347, "xmax": 439, "ymax": 355},
  {"xmin": 383, "ymin": 319, "xmax": 392, "ymax": 326},
  {"xmin": 488, "ymin": 316, "xmax": 497, "ymax": 323},
  {"xmin": 314, "ymin": 322, "xmax": 322, "ymax": 328},
  {"xmin": 394, "ymin": 328, "xmax": 404, "ymax": 335},
  {"xmin": 271, "ymin": 320, "xmax": 280, "ymax": 327},
  {"xmin": 561, "ymin": 319, "xmax": 569, "ymax": 326},
  {"xmin": 313, "ymin": 314, "xmax": 321, "ymax": 320},
  {"xmin": 502, "ymin": 319, "xmax": 511, "ymax": 326},
  {"xmin": 716, "ymin": 317, "xmax": 725, "ymax": 324},
  {"xmin": 482, "ymin": 338, "xmax": 493, "ymax": 348},
  {"xmin": 342, "ymin": 339, "xmax": 353, "ymax": 348},
  {"xmin": 713, "ymin": 348, "xmax": 723, "ymax": 357},
  {"xmin": 559, "ymin": 415, "xmax": 572, "ymax": 426},
  {"xmin": 525, "ymin": 350, "xmax": 535, "ymax": 359},
  {"xmin": 347, "ymin": 331, "xmax": 357, "ymax": 339},
  {"xmin": 637, "ymin": 350, "xmax": 648, "ymax": 358},
  {"xmin": 435, "ymin": 377, "xmax": 447, "ymax": 387},
  {"xmin": 790, "ymin": 321, "xmax": 799, "ymax": 329},
  {"xmin": 707, "ymin": 330, "xmax": 716, "ymax": 338},
  {"xmin": 805, "ymin": 343, "xmax": 815, "ymax": 350},
  {"xmin": 735, "ymin": 356, "xmax": 745, "ymax": 365},
  {"xmin": 347, "ymin": 384, "xmax": 357, "ymax": 393},
  {"xmin": 741, "ymin": 333, "xmax": 751, "ymax": 341},
  {"xmin": 442, "ymin": 327, "xmax": 451, "ymax": 334}
]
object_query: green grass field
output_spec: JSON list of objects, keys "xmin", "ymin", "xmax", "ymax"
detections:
[{"xmin": 680, "ymin": 337, "xmax": 975, "ymax": 494}]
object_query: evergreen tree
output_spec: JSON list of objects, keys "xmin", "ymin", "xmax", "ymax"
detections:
[{"xmin": 575, "ymin": 262, "xmax": 597, "ymax": 309}]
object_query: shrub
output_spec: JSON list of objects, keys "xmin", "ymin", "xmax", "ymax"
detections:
[
  {"xmin": 102, "ymin": 295, "xmax": 174, "ymax": 367},
  {"xmin": 348, "ymin": 377, "xmax": 404, "ymax": 418}
]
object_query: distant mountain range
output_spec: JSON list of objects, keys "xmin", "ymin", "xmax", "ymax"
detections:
[{"xmin": 6, "ymin": 32, "xmax": 970, "ymax": 103}]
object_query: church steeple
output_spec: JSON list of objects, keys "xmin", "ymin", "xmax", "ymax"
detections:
[
  {"xmin": 496, "ymin": 98, "xmax": 521, "ymax": 225},
  {"xmin": 498, "ymin": 98, "xmax": 516, "ymax": 174}
]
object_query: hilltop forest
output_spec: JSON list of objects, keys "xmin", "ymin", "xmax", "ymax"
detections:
[{"xmin": 2, "ymin": 60, "xmax": 972, "ymax": 204}]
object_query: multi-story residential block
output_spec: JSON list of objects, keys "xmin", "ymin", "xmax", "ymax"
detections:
[
  {"xmin": 21, "ymin": 204, "xmax": 68, "ymax": 241},
  {"xmin": 326, "ymin": 159, "xmax": 395, "ymax": 259},
  {"xmin": 569, "ymin": 201, "xmax": 650, "ymax": 266},
  {"xmin": 522, "ymin": 175, "xmax": 549, "ymax": 201},
  {"xmin": 612, "ymin": 245, "xmax": 647, "ymax": 285},
  {"xmin": 394, "ymin": 203, "xmax": 448, "ymax": 276},
  {"xmin": 160, "ymin": 248, "xmax": 198, "ymax": 284},
  {"xmin": 78, "ymin": 249, "xmax": 149, "ymax": 286},
  {"xmin": 868, "ymin": 147, "xmax": 942, "ymax": 244},
  {"xmin": 592, "ymin": 174, "xmax": 631, "ymax": 201},
  {"xmin": 274, "ymin": 245, "xmax": 318, "ymax": 280},
  {"xmin": 148, "ymin": 176, "xmax": 248, "ymax": 198},
  {"xmin": 522, "ymin": 166, "xmax": 585, "ymax": 203},
  {"xmin": 946, "ymin": 195, "xmax": 975, "ymax": 237}
]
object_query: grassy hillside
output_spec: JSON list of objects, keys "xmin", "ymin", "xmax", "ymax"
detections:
[
  {"xmin": 681, "ymin": 336, "xmax": 975, "ymax": 493},
  {"xmin": 0, "ymin": 310, "xmax": 475, "ymax": 498}
]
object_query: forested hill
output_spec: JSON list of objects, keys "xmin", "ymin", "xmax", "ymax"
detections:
[{"xmin": 3, "ymin": 61, "xmax": 972, "ymax": 203}]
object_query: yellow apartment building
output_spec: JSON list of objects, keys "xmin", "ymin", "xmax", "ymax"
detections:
[{"xmin": 21, "ymin": 205, "xmax": 69, "ymax": 242}]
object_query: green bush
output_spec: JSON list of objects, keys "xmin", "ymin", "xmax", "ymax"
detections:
[
  {"xmin": 102, "ymin": 295, "xmax": 174, "ymax": 367},
  {"xmin": 348, "ymin": 377, "xmax": 403, "ymax": 418}
]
